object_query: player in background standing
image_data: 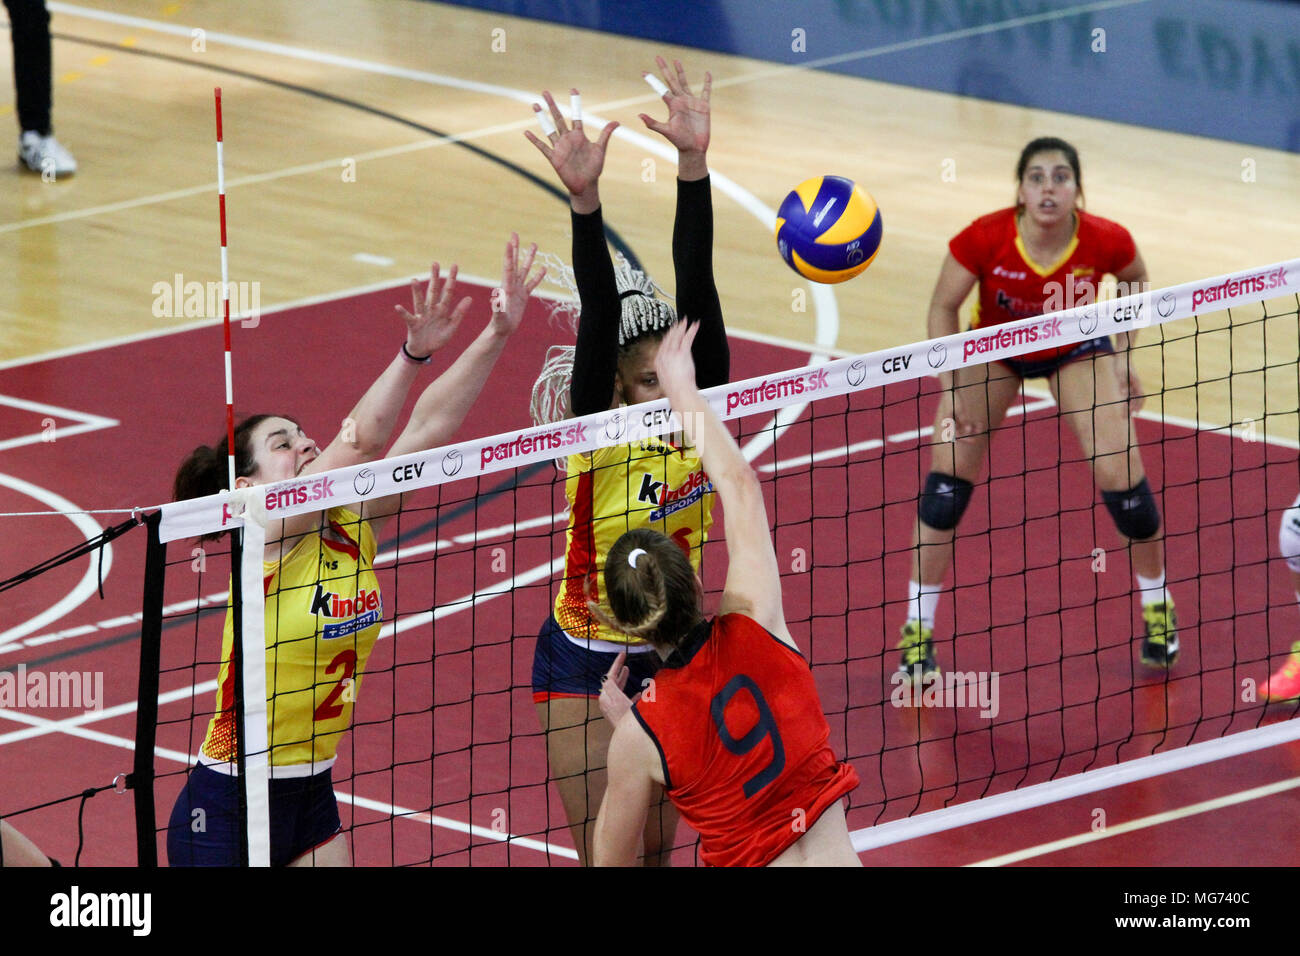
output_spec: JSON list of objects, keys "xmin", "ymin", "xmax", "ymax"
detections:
[{"xmin": 897, "ymin": 137, "xmax": 1176, "ymax": 681}]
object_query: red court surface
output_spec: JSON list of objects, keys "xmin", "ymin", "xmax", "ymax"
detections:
[{"xmin": 3, "ymin": 279, "xmax": 1299, "ymax": 866}]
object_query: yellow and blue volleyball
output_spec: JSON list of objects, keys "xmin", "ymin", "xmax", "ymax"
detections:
[{"xmin": 775, "ymin": 176, "xmax": 882, "ymax": 283}]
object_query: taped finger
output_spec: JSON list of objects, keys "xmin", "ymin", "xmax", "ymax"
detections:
[
  {"xmin": 534, "ymin": 105, "xmax": 558, "ymax": 138},
  {"xmin": 570, "ymin": 92, "xmax": 582, "ymax": 127},
  {"xmin": 644, "ymin": 73, "xmax": 669, "ymax": 98}
]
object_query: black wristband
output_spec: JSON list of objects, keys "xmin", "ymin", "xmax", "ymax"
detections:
[{"xmin": 401, "ymin": 342, "xmax": 432, "ymax": 365}]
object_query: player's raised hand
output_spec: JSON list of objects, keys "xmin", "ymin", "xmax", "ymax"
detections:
[
  {"xmin": 639, "ymin": 57, "xmax": 711, "ymax": 157},
  {"xmin": 652, "ymin": 318, "xmax": 701, "ymax": 406},
  {"xmin": 397, "ymin": 262, "xmax": 473, "ymax": 359},
  {"xmin": 490, "ymin": 233, "xmax": 546, "ymax": 337},
  {"xmin": 524, "ymin": 89, "xmax": 618, "ymax": 209}
]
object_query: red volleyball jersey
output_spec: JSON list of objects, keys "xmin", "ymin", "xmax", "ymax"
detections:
[
  {"xmin": 632, "ymin": 614, "xmax": 859, "ymax": 867},
  {"xmin": 949, "ymin": 207, "xmax": 1137, "ymax": 362}
]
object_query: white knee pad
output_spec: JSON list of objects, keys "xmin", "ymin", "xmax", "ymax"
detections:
[{"xmin": 1280, "ymin": 495, "xmax": 1300, "ymax": 573}]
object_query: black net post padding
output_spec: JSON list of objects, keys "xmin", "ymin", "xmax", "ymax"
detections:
[
  {"xmin": 230, "ymin": 526, "xmax": 248, "ymax": 867},
  {"xmin": 133, "ymin": 511, "xmax": 165, "ymax": 867}
]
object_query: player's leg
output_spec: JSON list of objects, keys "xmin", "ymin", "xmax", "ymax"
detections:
[
  {"xmin": 287, "ymin": 834, "xmax": 351, "ymax": 867},
  {"xmin": 535, "ymin": 696, "xmax": 609, "ymax": 866},
  {"xmin": 900, "ymin": 360, "xmax": 1021, "ymax": 679},
  {"xmin": 1264, "ymin": 497, "xmax": 1300, "ymax": 700},
  {"xmin": 0, "ymin": 819, "xmax": 52, "ymax": 866},
  {"xmin": 285, "ymin": 773, "xmax": 349, "ymax": 867},
  {"xmin": 1054, "ymin": 347, "xmax": 1176, "ymax": 667}
]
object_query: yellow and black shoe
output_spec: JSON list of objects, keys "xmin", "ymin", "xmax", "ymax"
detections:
[
  {"xmin": 1140, "ymin": 600, "xmax": 1179, "ymax": 669},
  {"xmin": 897, "ymin": 621, "xmax": 940, "ymax": 683}
]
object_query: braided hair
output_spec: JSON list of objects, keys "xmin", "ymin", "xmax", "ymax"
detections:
[
  {"xmin": 529, "ymin": 253, "xmax": 678, "ymax": 428},
  {"xmin": 589, "ymin": 528, "xmax": 701, "ymax": 650}
]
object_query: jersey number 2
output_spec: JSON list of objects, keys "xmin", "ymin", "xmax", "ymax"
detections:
[
  {"xmin": 710, "ymin": 674, "xmax": 785, "ymax": 799},
  {"xmin": 313, "ymin": 649, "xmax": 357, "ymax": 722}
]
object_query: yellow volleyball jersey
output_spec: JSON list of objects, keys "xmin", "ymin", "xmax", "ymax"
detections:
[
  {"xmin": 201, "ymin": 508, "xmax": 383, "ymax": 770},
  {"xmin": 554, "ymin": 436, "xmax": 715, "ymax": 646}
]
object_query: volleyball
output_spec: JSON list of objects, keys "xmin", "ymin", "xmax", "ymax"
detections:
[{"xmin": 775, "ymin": 176, "xmax": 882, "ymax": 283}]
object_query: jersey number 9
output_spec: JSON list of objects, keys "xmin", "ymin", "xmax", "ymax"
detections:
[{"xmin": 710, "ymin": 674, "xmax": 786, "ymax": 799}]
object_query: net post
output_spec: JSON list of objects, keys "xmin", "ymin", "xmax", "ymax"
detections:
[
  {"xmin": 133, "ymin": 511, "xmax": 165, "ymax": 867},
  {"xmin": 233, "ymin": 519, "xmax": 271, "ymax": 866}
]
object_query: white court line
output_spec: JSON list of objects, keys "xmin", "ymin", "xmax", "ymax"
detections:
[
  {"xmin": 0, "ymin": 395, "xmax": 118, "ymax": 452},
  {"xmin": 850, "ymin": 713, "xmax": 1300, "ymax": 853},
  {"xmin": 0, "ymin": 271, "xmax": 821, "ymax": 372},
  {"xmin": 758, "ymin": 395, "xmax": 1057, "ymax": 472},
  {"xmin": 969, "ymin": 775, "xmax": 1300, "ymax": 867},
  {"xmin": 0, "ymin": 474, "xmax": 112, "ymax": 645},
  {"xmin": 0, "ymin": 679, "xmax": 217, "ymax": 746},
  {"xmin": 0, "ymin": 700, "xmax": 575, "ymax": 860},
  {"xmin": 27, "ymin": 3, "xmax": 839, "ymax": 351}
]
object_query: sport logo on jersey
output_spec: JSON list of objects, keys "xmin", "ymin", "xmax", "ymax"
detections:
[
  {"xmin": 638, "ymin": 470, "xmax": 714, "ymax": 522},
  {"xmin": 310, "ymin": 584, "xmax": 382, "ymax": 640}
]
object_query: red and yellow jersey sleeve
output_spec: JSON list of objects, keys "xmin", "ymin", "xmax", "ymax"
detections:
[
  {"xmin": 201, "ymin": 507, "xmax": 384, "ymax": 769},
  {"xmin": 553, "ymin": 437, "xmax": 715, "ymax": 646}
]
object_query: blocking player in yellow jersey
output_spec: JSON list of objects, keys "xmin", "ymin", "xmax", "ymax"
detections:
[
  {"xmin": 526, "ymin": 58, "xmax": 729, "ymax": 866},
  {"xmin": 167, "ymin": 236, "xmax": 544, "ymax": 867}
]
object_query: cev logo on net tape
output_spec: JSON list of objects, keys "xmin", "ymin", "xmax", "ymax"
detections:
[{"xmin": 157, "ymin": 259, "xmax": 1300, "ymax": 543}]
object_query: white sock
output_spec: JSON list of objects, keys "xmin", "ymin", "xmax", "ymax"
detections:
[
  {"xmin": 908, "ymin": 580, "xmax": 940, "ymax": 630},
  {"xmin": 1135, "ymin": 571, "xmax": 1168, "ymax": 607}
]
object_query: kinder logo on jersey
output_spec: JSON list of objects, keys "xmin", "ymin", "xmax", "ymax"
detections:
[
  {"xmin": 725, "ymin": 369, "xmax": 830, "ymax": 415},
  {"xmin": 994, "ymin": 288, "xmax": 1048, "ymax": 320},
  {"xmin": 480, "ymin": 422, "xmax": 589, "ymax": 469},
  {"xmin": 962, "ymin": 316, "xmax": 1063, "ymax": 363},
  {"xmin": 1191, "ymin": 266, "xmax": 1287, "ymax": 311},
  {"xmin": 311, "ymin": 584, "xmax": 382, "ymax": 640},
  {"xmin": 639, "ymin": 470, "xmax": 714, "ymax": 521},
  {"xmin": 264, "ymin": 476, "xmax": 335, "ymax": 512}
]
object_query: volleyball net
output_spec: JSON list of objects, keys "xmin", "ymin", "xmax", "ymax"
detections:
[{"xmin": 141, "ymin": 257, "xmax": 1300, "ymax": 865}]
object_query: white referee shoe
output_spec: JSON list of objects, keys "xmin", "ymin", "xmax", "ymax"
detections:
[{"xmin": 18, "ymin": 131, "xmax": 77, "ymax": 178}]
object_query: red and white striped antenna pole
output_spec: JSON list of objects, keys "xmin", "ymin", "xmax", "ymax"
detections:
[{"xmin": 215, "ymin": 87, "xmax": 236, "ymax": 490}]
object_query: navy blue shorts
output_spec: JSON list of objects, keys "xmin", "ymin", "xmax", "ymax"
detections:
[
  {"xmin": 1000, "ymin": 335, "xmax": 1113, "ymax": 379},
  {"xmin": 167, "ymin": 763, "xmax": 342, "ymax": 867},
  {"xmin": 531, "ymin": 615, "xmax": 660, "ymax": 703}
]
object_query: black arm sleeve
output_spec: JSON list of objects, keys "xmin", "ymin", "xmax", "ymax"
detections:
[
  {"xmin": 673, "ymin": 175, "xmax": 729, "ymax": 388},
  {"xmin": 569, "ymin": 206, "xmax": 621, "ymax": 417}
]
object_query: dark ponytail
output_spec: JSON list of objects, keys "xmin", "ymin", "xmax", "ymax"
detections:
[
  {"xmin": 593, "ymin": 528, "xmax": 701, "ymax": 650},
  {"xmin": 173, "ymin": 414, "xmax": 288, "ymax": 522}
]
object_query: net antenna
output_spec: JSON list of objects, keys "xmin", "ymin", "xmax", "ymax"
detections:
[{"xmin": 214, "ymin": 87, "xmax": 271, "ymax": 867}]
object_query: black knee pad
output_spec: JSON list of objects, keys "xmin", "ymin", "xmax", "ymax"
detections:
[
  {"xmin": 919, "ymin": 472, "xmax": 974, "ymax": 531},
  {"xmin": 1102, "ymin": 478, "xmax": 1161, "ymax": 540}
]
